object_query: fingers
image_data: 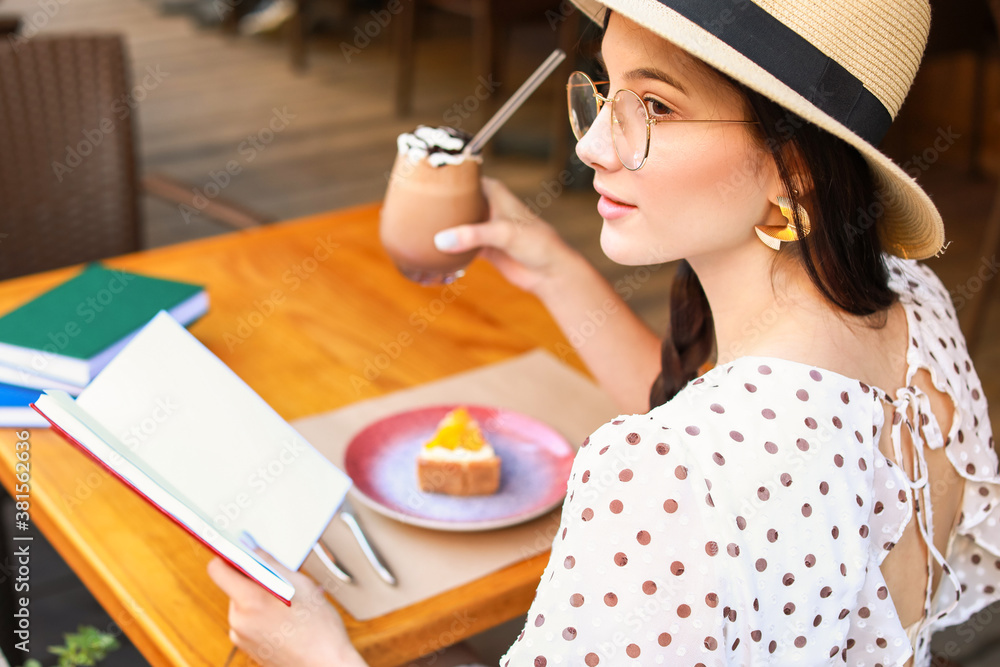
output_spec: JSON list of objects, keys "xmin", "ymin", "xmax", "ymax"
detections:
[
  {"xmin": 434, "ymin": 220, "xmax": 517, "ymax": 254},
  {"xmin": 208, "ymin": 556, "xmax": 284, "ymax": 608},
  {"xmin": 480, "ymin": 176, "xmax": 517, "ymax": 207},
  {"xmin": 210, "ymin": 554, "xmax": 356, "ymax": 667},
  {"xmin": 208, "ymin": 557, "xmax": 254, "ymax": 598},
  {"xmin": 430, "ymin": 177, "xmax": 550, "ymax": 255},
  {"xmin": 481, "ymin": 177, "xmax": 542, "ymax": 223},
  {"xmin": 480, "ymin": 176, "xmax": 529, "ymax": 211},
  {"xmin": 252, "ymin": 548, "xmax": 294, "ymax": 576},
  {"xmin": 253, "ymin": 550, "xmax": 318, "ymax": 593}
]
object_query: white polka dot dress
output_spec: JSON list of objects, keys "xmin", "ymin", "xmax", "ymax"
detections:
[{"xmin": 501, "ymin": 257, "xmax": 997, "ymax": 666}]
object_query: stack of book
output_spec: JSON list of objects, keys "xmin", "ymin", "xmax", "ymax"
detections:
[{"xmin": 0, "ymin": 264, "xmax": 208, "ymax": 427}]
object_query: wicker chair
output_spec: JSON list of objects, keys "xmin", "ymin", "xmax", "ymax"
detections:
[
  {"xmin": 0, "ymin": 34, "xmax": 267, "ymax": 281},
  {"xmin": 0, "ymin": 15, "xmax": 19, "ymax": 35}
]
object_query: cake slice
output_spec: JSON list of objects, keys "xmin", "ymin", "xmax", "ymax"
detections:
[{"xmin": 417, "ymin": 407, "xmax": 501, "ymax": 496}]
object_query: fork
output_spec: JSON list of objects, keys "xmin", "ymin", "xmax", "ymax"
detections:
[{"xmin": 339, "ymin": 499, "xmax": 397, "ymax": 586}]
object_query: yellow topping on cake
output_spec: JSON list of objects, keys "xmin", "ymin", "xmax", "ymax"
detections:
[{"xmin": 424, "ymin": 407, "xmax": 487, "ymax": 451}]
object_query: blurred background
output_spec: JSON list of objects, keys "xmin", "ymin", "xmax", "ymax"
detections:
[{"xmin": 0, "ymin": 0, "xmax": 998, "ymax": 665}]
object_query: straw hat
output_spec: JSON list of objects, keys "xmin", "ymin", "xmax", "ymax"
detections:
[{"xmin": 569, "ymin": 0, "xmax": 944, "ymax": 260}]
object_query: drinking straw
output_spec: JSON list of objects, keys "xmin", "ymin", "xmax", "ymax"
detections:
[{"xmin": 462, "ymin": 48, "xmax": 567, "ymax": 156}]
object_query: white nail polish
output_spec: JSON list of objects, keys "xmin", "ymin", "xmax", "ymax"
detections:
[{"xmin": 434, "ymin": 230, "xmax": 458, "ymax": 250}]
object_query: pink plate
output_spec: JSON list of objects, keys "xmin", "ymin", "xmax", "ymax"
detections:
[{"xmin": 343, "ymin": 405, "xmax": 575, "ymax": 531}]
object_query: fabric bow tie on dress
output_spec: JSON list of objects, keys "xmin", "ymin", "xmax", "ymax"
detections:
[{"xmin": 879, "ymin": 383, "xmax": 961, "ymax": 630}]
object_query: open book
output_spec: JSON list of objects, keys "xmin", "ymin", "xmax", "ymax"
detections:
[{"xmin": 32, "ymin": 312, "xmax": 351, "ymax": 603}]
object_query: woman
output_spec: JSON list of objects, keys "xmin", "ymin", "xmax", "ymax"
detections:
[{"xmin": 208, "ymin": 0, "xmax": 999, "ymax": 664}]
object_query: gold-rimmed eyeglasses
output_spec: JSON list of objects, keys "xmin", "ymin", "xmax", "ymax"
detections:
[{"xmin": 566, "ymin": 70, "xmax": 758, "ymax": 171}]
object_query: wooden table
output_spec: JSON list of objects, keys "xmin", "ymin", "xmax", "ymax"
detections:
[{"xmin": 0, "ymin": 204, "xmax": 584, "ymax": 667}]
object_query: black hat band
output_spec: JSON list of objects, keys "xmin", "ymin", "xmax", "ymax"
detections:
[{"xmin": 657, "ymin": 0, "xmax": 893, "ymax": 145}]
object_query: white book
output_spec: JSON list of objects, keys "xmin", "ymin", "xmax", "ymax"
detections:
[
  {"xmin": 0, "ymin": 406, "xmax": 48, "ymax": 428},
  {"xmin": 32, "ymin": 312, "xmax": 351, "ymax": 603},
  {"xmin": 0, "ymin": 363, "xmax": 84, "ymax": 396}
]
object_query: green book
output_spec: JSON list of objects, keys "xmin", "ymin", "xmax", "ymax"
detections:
[{"xmin": 0, "ymin": 264, "xmax": 208, "ymax": 387}]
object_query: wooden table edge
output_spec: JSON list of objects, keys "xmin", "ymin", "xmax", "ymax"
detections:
[
  {"xmin": 0, "ymin": 202, "xmax": 577, "ymax": 667},
  {"xmin": 346, "ymin": 553, "xmax": 548, "ymax": 665},
  {"xmin": 0, "ymin": 449, "xmax": 182, "ymax": 666}
]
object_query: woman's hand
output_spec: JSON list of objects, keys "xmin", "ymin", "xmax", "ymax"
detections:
[
  {"xmin": 435, "ymin": 175, "xmax": 660, "ymax": 412},
  {"xmin": 433, "ymin": 177, "xmax": 582, "ymax": 294},
  {"xmin": 207, "ymin": 555, "xmax": 367, "ymax": 667}
]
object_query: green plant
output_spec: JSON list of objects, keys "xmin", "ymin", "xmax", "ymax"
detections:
[{"xmin": 18, "ymin": 626, "xmax": 120, "ymax": 667}]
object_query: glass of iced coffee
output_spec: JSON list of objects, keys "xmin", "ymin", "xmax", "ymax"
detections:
[{"xmin": 380, "ymin": 126, "xmax": 487, "ymax": 285}]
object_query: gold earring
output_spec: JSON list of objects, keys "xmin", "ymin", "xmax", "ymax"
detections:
[{"xmin": 754, "ymin": 196, "xmax": 811, "ymax": 250}]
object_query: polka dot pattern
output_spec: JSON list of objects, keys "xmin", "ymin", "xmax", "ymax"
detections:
[{"xmin": 501, "ymin": 257, "xmax": 999, "ymax": 667}]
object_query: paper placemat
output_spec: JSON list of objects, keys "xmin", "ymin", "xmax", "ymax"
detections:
[{"xmin": 292, "ymin": 349, "xmax": 620, "ymax": 621}]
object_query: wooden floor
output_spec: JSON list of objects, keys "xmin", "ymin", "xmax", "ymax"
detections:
[{"xmin": 2, "ymin": 0, "xmax": 1000, "ymax": 665}]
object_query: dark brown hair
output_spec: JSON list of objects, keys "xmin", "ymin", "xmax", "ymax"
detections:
[
  {"xmin": 648, "ymin": 79, "xmax": 898, "ymax": 408},
  {"xmin": 590, "ymin": 10, "xmax": 898, "ymax": 408}
]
